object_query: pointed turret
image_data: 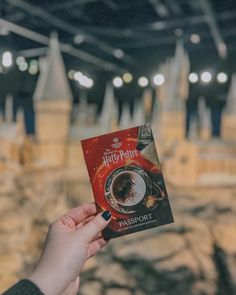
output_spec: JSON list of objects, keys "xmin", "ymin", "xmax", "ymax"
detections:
[
  {"xmin": 222, "ymin": 74, "xmax": 236, "ymax": 141},
  {"xmin": 198, "ymin": 98, "xmax": 211, "ymax": 140},
  {"xmin": 155, "ymin": 40, "xmax": 187, "ymax": 151},
  {"xmin": 188, "ymin": 115, "xmax": 198, "ymax": 140},
  {"xmin": 77, "ymin": 89, "xmax": 88, "ymax": 124},
  {"xmin": 0, "ymin": 109, "xmax": 3, "ymax": 125},
  {"xmin": 34, "ymin": 32, "xmax": 72, "ymax": 101},
  {"xmin": 16, "ymin": 107, "xmax": 25, "ymax": 135},
  {"xmin": 142, "ymin": 88, "xmax": 153, "ymax": 122},
  {"xmin": 224, "ymin": 74, "xmax": 236, "ymax": 115},
  {"xmin": 5, "ymin": 94, "xmax": 14, "ymax": 123},
  {"xmin": 169, "ymin": 39, "xmax": 189, "ymax": 110},
  {"xmin": 119, "ymin": 103, "xmax": 132, "ymax": 129},
  {"xmin": 100, "ymin": 82, "xmax": 118, "ymax": 132},
  {"xmin": 0, "ymin": 96, "xmax": 24, "ymax": 165},
  {"xmin": 133, "ymin": 100, "xmax": 145, "ymax": 126}
]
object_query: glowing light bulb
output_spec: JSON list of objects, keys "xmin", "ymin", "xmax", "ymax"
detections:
[
  {"xmin": 189, "ymin": 72, "xmax": 198, "ymax": 83},
  {"xmin": 122, "ymin": 72, "xmax": 133, "ymax": 83},
  {"xmin": 138, "ymin": 76, "xmax": 149, "ymax": 87},
  {"xmin": 2, "ymin": 51, "xmax": 13, "ymax": 67},
  {"xmin": 217, "ymin": 72, "xmax": 228, "ymax": 83},
  {"xmin": 200, "ymin": 71, "xmax": 212, "ymax": 83},
  {"xmin": 153, "ymin": 74, "xmax": 165, "ymax": 86},
  {"xmin": 113, "ymin": 76, "xmax": 123, "ymax": 88}
]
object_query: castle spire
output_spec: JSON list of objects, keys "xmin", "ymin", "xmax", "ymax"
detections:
[
  {"xmin": 119, "ymin": 103, "xmax": 132, "ymax": 129},
  {"xmin": 33, "ymin": 32, "xmax": 72, "ymax": 101},
  {"xmin": 16, "ymin": 107, "xmax": 25, "ymax": 135},
  {"xmin": 198, "ymin": 97, "xmax": 211, "ymax": 130},
  {"xmin": 225, "ymin": 74, "xmax": 236, "ymax": 115},
  {"xmin": 160, "ymin": 39, "xmax": 189, "ymax": 112},
  {"xmin": 133, "ymin": 100, "xmax": 145, "ymax": 126},
  {"xmin": 100, "ymin": 82, "xmax": 118, "ymax": 131},
  {"xmin": 0, "ymin": 109, "xmax": 3, "ymax": 125},
  {"xmin": 5, "ymin": 94, "xmax": 14, "ymax": 123}
]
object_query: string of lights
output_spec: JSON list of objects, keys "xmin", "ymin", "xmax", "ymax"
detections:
[{"xmin": 0, "ymin": 50, "xmax": 229, "ymax": 89}]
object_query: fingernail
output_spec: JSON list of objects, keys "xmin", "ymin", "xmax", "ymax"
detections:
[{"xmin": 102, "ymin": 210, "xmax": 111, "ymax": 221}]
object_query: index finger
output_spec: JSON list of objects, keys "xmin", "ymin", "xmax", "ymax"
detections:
[{"xmin": 62, "ymin": 203, "xmax": 97, "ymax": 225}]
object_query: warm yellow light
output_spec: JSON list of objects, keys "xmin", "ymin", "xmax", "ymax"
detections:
[
  {"xmin": 122, "ymin": 72, "xmax": 133, "ymax": 83},
  {"xmin": 138, "ymin": 76, "xmax": 149, "ymax": 87}
]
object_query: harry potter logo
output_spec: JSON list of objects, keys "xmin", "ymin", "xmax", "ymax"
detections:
[{"xmin": 103, "ymin": 149, "xmax": 138, "ymax": 166}]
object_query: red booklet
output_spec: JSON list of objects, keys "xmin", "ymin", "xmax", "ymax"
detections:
[{"xmin": 81, "ymin": 124, "xmax": 174, "ymax": 239}]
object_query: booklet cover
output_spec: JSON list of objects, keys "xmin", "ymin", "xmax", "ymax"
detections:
[{"xmin": 81, "ymin": 123, "xmax": 174, "ymax": 239}]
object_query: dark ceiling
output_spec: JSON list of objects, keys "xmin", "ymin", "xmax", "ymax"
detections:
[
  {"xmin": 1, "ymin": 0, "xmax": 236, "ymax": 75},
  {"xmin": 0, "ymin": 0, "xmax": 236, "ymax": 129}
]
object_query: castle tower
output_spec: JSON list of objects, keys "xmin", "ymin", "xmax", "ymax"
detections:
[
  {"xmin": 188, "ymin": 114, "xmax": 198, "ymax": 140},
  {"xmin": 5, "ymin": 94, "xmax": 14, "ymax": 123},
  {"xmin": 0, "ymin": 94, "xmax": 25, "ymax": 166},
  {"xmin": 76, "ymin": 89, "xmax": 88, "ymax": 124},
  {"xmin": 99, "ymin": 82, "xmax": 118, "ymax": 132},
  {"xmin": 198, "ymin": 97, "xmax": 211, "ymax": 140},
  {"xmin": 143, "ymin": 88, "xmax": 153, "ymax": 121},
  {"xmin": 157, "ymin": 40, "xmax": 189, "ymax": 151},
  {"xmin": 33, "ymin": 33, "xmax": 72, "ymax": 166},
  {"xmin": 0, "ymin": 110, "xmax": 3, "ymax": 126},
  {"xmin": 119, "ymin": 103, "xmax": 132, "ymax": 129},
  {"xmin": 16, "ymin": 107, "xmax": 25, "ymax": 139},
  {"xmin": 133, "ymin": 99, "xmax": 145, "ymax": 126},
  {"xmin": 222, "ymin": 74, "xmax": 236, "ymax": 141}
]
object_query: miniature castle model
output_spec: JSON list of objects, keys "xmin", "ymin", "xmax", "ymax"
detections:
[
  {"xmin": 34, "ymin": 34, "xmax": 72, "ymax": 166},
  {"xmin": 0, "ymin": 35, "xmax": 235, "ymax": 186},
  {"xmin": 154, "ymin": 40, "xmax": 189, "ymax": 150},
  {"xmin": 0, "ymin": 95, "xmax": 25, "ymax": 171},
  {"xmin": 222, "ymin": 73, "xmax": 236, "ymax": 141}
]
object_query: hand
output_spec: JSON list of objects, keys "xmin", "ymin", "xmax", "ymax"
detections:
[{"xmin": 29, "ymin": 203, "xmax": 111, "ymax": 295}]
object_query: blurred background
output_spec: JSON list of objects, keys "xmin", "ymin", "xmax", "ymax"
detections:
[{"xmin": 0, "ymin": 0, "xmax": 236, "ymax": 294}]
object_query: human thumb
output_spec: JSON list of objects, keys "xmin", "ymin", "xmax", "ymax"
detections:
[{"xmin": 79, "ymin": 211, "xmax": 111, "ymax": 242}]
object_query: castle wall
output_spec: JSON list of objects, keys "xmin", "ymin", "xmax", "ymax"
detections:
[
  {"xmin": 163, "ymin": 141, "xmax": 199, "ymax": 186},
  {"xmin": 35, "ymin": 100, "xmax": 71, "ymax": 142},
  {"xmin": 34, "ymin": 100, "xmax": 71, "ymax": 166},
  {"xmin": 222, "ymin": 115, "xmax": 236, "ymax": 141},
  {"xmin": 0, "ymin": 140, "xmax": 21, "ymax": 163},
  {"xmin": 158, "ymin": 111, "xmax": 185, "ymax": 151},
  {"xmin": 66, "ymin": 141, "xmax": 85, "ymax": 168},
  {"xmin": 164, "ymin": 140, "xmax": 236, "ymax": 187},
  {"xmin": 35, "ymin": 143, "xmax": 67, "ymax": 167}
]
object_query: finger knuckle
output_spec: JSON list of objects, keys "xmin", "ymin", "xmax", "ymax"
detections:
[{"xmin": 92, "ymin": 217, "xmax": 103, "ymax": 230}]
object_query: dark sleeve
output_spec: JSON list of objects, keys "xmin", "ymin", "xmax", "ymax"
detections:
[{"xmin": 2, "ymin": 279, "xmax": 44, "ymax": 295}]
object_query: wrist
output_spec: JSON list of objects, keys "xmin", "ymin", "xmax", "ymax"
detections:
[{"xmin": 28, "ymin": 264, "xmax": 65, "ymax": 295}]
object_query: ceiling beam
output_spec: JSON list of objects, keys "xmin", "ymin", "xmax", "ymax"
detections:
[
  {"xmin": 18, "ymin": 47, "xmax": 47, "ymax": 58},
  {"xmin": 199, "ymin": 0, "xmax": 227, "ymax": 58},
  {"xmin": 0, "ymin": 18, "xmax": 126, "ymax": 73},
  {"xmin": 57, "ymin": 9, "xmax": 236, "ymax": 37},
  {"xmin": 49, "ymin": 0, "xmax": 98, "ymax": 11},
  {"xmin": 48, "ymin": 0, "xmax": 93, "ymax": 22},
  {"xmin": 119, "ymin": 27, "xmax": 236, "ymax": 49},
  {"xmin": 133, "ymin": 9, "xmax": 236, "ymax": 32},
  {"xmin": 5, "ymin": 0, "xmax": 136, "ymax": 65},
  {"xmin": 102, "ymin": 0, "xmax": 119, "ymax": 11},
  {"xmin": 148, "ymin": 0, "xmax": 169, "ymax": 17},
  {"xmin": 164, "ymin": 0, "xmax": 182, "ymax": 15}
]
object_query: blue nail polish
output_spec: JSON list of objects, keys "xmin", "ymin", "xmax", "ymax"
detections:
[{"xmin": 102, "ymin": 211, "xmax": 111, "ymax": 220}]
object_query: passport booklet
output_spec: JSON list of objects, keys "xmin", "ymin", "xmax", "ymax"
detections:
[{"xmin": 81, "ymin": 124, "xmax": 174, "ymax": 239}]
